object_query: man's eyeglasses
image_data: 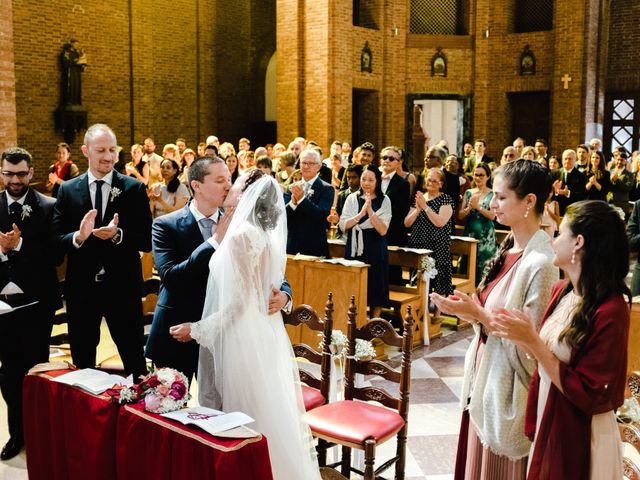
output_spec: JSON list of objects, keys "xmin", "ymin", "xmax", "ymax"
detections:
[
  {"xmin": 2, "ymin": 171, "xmax": 30, "ymax": 179},
  {"xmin": 300, "ymin": 162, "xmax": 318, "ymax": 167},
  {"xmin": 381, "ymin": 155, "xmax": 399, "ymax": 162}
]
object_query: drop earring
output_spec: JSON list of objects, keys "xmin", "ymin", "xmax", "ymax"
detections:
[
  {"xmin": 524, "ymin": 205, "xmax": 531, "ymax": 218},
  {"xmin": 571, "ymin": 249, "xmax": 576, "ymax": 265}
]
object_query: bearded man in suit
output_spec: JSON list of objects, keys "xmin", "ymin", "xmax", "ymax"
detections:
[{"xmin": 0, "ymin": 147, "xmax": 60, "ymax": 460}]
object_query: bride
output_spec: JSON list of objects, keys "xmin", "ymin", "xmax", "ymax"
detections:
[{"xmin": 170, "ymin": 169, "xmax": 321, "ymax": 480}]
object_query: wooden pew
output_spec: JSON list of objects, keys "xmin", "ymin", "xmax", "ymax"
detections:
[
  {"xmin": 450, "ymin": 236, "xmax": 478, "ymax": 294},
  {"xmin": 448, "ymin": 236, "xmax": 478, "ymax": 330},
  {"xmin": 285, "ymin": 254, "xmax": 369, "ymax": 348},
  {"xmin": 328, "ymin": 240, "xmax": 435, "ymax": 346}
]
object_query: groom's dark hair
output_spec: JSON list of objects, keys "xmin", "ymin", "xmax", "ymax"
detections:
[{"xmin": 188, "ymin": 156, "xmax": 225, "ymax": 187}]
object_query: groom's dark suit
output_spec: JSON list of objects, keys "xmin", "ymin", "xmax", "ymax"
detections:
[
  {"xmin": 51, "ymin": 170, "xmax": 151, "ymax": 378},
  {"xmin": 146, "ymin": 202, "xmax": 293, "ymax": 381},
  {"xmin": 0, "ymin": 189, "xmax": 60, "ymax": 446}
]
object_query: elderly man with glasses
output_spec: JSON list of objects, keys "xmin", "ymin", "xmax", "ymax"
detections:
[{"xmin": 284, "ymin": 148, "xmax": 334, "ymax": 256}]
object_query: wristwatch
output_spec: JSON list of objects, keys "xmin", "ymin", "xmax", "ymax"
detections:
[{"xmin": 111, "ymin": 228, "xmax": 122, "ymax": 245}]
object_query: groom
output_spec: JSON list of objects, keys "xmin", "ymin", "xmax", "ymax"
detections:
[{"xmin": 145, "ymin": 157, "xmax": 291, "ymax": 382}]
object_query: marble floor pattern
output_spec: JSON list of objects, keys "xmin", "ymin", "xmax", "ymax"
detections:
[{"xmin": 0, "ymin": 324, "xmax": 471, "ymax": 479}]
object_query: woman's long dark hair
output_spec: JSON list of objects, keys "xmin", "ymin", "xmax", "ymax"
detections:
[
  {"xmin": 162, "ymin": 159, "xmax": 181, "ymax": 194},
  {"xmin": 556, "ymin": 200, "xmax": 630, "ymax": 349},
  {"xmin": 478, "ymin": 159, "xmax": 552, "ymax": 292}
]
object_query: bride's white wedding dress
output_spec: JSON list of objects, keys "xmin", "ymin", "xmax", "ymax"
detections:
[{"xmin": 191, "ymin": 176, "xmax": 321, "ymax": 480}]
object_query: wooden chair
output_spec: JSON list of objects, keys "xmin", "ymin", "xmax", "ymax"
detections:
[
  {"xmin": 282, "ymin": 294, "xmax": 334, "ymax": 412},
  {"xmin": 304, "ymin": 297, "xmax": 413, "ymax": 480},
  {"xmin": 621, "ymin": 371, "xmax": 640, "ymax": 480}
]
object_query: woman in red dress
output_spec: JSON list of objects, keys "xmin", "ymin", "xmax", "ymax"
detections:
[
  {"xmin": 47, "ymin": 142, "xmax": 79, "ymax": 197},
  {"xmin": 492, "ymin": 200, "xmax": 629, "ymax": 479}
]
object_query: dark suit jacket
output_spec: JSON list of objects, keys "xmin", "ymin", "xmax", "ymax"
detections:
[
  {"xmin": 553, "ymin": 168, "xmax": 586, "ymax": 215},
  {"xmin": 383, "ymin": 174, "xmax": 410, "ymax": 247},
  {"xmin": 284, "ymin": 177, "xmax": 334, "ymax": 257},
  {"xmin": 51, "ymin": 170, "xmax": 152, "ymax": 299},
  {"xmin": 0, "ymin": 189, "xmax": 60, "ymax": 309},
  {"xmin": 145, "ymin": 203, "xmax": 216, "ymax": 371},
  {"xmin": 145, "ymin": 202, "xmax": 293, "ymax": 373}
]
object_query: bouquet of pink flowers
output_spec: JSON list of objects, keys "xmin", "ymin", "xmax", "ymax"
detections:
[{"xmin": 118, "ymin": 367, "xmax": 190, "ymax": 413}]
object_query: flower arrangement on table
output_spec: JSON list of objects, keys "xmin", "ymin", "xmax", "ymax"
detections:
[{"xmin": 115, "ymin": 367, "xmax": 190, "ymax": 413}]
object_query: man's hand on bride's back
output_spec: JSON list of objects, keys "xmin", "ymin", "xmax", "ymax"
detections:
[{"xmin": 169, "ymin": 323, "xmax": 193, "ymax": 342}]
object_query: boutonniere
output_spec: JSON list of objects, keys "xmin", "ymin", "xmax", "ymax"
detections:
[
  {"xmin": 110, "ymin": 187, "xmax": 122, "ymax": 202},
  {"xmin": 307, "ymin": 188, "xmax": 314, "ymax": 198},
  {"xmin": 21, "ymin": 204, "xmax": 32, "ymax": 220}
]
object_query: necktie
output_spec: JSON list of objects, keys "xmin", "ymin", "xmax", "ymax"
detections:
[
  {"xmin": 94, "ymin": 180, "xmax": 105, "ymax": 227},
  {"xmin": 9, "ymin": 202, "xmax": 21, "ymax": 220},
  {"xmin": 303, "ymin": 182, "xmax": 310, "ymax": 197},
  {"xmin": 199, "ymin": 218, "xmax": 215, "ymax": 240}
]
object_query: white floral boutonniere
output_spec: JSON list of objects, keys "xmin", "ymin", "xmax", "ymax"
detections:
[
  {"xmin": 306, "ymin": 188, "xmax": 314, "ymax": 198},
  {"xmin": 21, "ymin": 204, "xmax": 32, "ymax": 220},
  {"xmin": 110, "ymin": 187, "xmax": 122, "ymax": 203}
]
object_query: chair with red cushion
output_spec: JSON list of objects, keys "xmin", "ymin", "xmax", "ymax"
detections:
[
  {"xmin": 282, "ymin": 293, "xmax": 334, "ymax": 413},
  {"xmin": 304, "ymin": 296, "xmax": 414, "ymax": 480}
]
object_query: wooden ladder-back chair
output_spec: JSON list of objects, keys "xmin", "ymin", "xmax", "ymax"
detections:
[
  {"xmin": 305, "ymin": 296, "xmax": 414, "ymax": 480},
  {"xmin": 621, "ymin": 371, "xmax": 640, "ymax": 480},
  {"xmin": 282, "ymin": 293, "xmax": 334, "ymax": 413}
]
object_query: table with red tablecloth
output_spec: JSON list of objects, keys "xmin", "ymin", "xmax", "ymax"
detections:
[
  {"xmin": 116, "ymin": 403, "xmax": 273, "ymax": 480},
  {"xmin": 23, "ymin": 369, "xmax": 119, "ymax": 480},
  {"xmin": 23, "ymin": 369, "xmax": 274, "ymax": 480}
]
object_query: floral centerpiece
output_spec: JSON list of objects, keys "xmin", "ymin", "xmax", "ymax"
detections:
[{"xmin": 116, "ymin": 367, "xmax": 190, "ymax": 413}]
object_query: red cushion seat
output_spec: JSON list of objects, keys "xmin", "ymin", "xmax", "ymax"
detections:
[
  {"xmin": 301, "ymin": 385, "xmax": 326, "ymax": 411},
  {"xmin": 304, "ymin": 400, "xmax": 405, "ymax": 445}
]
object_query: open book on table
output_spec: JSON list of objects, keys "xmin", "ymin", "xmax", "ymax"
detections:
[
  {"xmin": 162, "ymin": 406, "xmax": 257, "ymax": 438},
  {"xmin": 51, "ymin": 368, "xmax": 133, "ymax": 395}
]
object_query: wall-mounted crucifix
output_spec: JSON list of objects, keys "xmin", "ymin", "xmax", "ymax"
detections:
[{"xmin": 561, "ymin": 74, "xmax": 572, "ymax": 89}]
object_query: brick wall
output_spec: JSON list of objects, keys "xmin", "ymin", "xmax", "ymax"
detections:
[
  {"xmin": 607, "ymin": 0, "xmax": 640, "ymax": 92},
  {"xmin": 0, "ymin": 0, "xmax": 17, "ymax": 151},
  {"xmin": 276, "ymin": 0, "xmax": 622, "ymax": 161},
  {"xmin": 7, "ymin": 0, "xmax": 273, "ymax": 181}
]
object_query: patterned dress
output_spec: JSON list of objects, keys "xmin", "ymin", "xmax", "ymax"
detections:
[
  {"xmin": 462, "ymin": 189, "xmax": 496, "ymax": 284},
  {"xmin": 408, "ymin": 193, "xmax": 454, "ymax": 296}
]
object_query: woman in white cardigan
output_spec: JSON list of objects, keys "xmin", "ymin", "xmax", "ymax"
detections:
[{"xmin": 431, "ymin": 160, "xmax": 559, "ymax": 480}]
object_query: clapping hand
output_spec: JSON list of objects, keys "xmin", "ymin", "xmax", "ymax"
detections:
[
  {"xmin": 429, "ymin": 290, "xmax": 483, "ymax": 325},
  {"xmin": 469, "ymin": 193, "xmax": 480, "ymax": 210},
  {"xmin": 290, "ymin": 183, "xmax": 304, "ymax": 204},
  {"xmin": 170, "ymin": 323, "xmax": 193, "ymax": 342},
  {"xmin": 77, "ymin": 209, "xmax": 97, "ymax": 243},
  {"xmin": 415, "ymin": 191, "xmax": 428, "ymax": 211},
  {"xmin": 48, "ymin": 172, "xmax": 59, "ymax": 185},
  {"xmin": 93, "ymin": 213, "xmax": 119, "ymax": 240},
  {"xmin": 490, "ymin": 308, "xmax": 536, "ymax": 346},
  {"xmin": 327, "ymin": 208, "xmax": 339, "ymax": 224},
  {"xmin": 360, "ymin": 193, "xmax": 371, "ymax": 215},
  {"xmin": 0, "ymin": 224, "xmax": 21, "ymax": 254},
  {"xmin": 552, "ymin": 179, "xmax": 562, "ymax": 195}
]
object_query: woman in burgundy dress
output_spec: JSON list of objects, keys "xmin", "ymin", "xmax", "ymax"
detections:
[
  {"xmin": 431, "ymin": 160, "xmax": 558, "ymax": 480},
  {"xmin": 492, "ymin": 200, "xmax": 628, "ymax": 479}
]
